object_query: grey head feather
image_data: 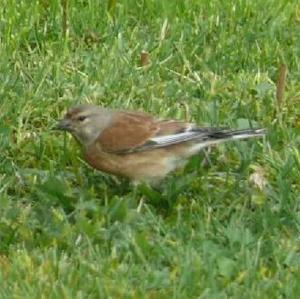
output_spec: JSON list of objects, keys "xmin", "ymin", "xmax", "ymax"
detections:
[{"xmin": 61, "ymin": 104, "xmax": 114, "ymax": 147}]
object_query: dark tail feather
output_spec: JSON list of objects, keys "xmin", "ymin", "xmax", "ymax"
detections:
[
  {"xmin": 207, "ymin": 128, "xmax": 266, "ymax": 140},
  {"xmin": 186, "ymin": 127, "xmax": 266, "ymax": 154}
]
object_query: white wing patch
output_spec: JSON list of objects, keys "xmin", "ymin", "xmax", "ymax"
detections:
[
  {"xmin": 150, "ymin": 130, "xmax": 201, "ymax": 145},
  {"xmin": 117, "ymin": 127, "xmax": 265, "ymax": 154},
  {"xmin": 147, "ymin": 127, "xmax": 265, "ymax": 149}
]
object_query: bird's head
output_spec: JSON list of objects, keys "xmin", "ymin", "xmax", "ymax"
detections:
[{"xmin": 57, "ymin": 104, "xmax": 113, "ymax": 147}]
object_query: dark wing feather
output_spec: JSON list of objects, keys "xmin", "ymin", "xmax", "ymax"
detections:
[
  {"xmin": 96, "ymin": 110, "xmax": 265, "ymax": 154},
  {"xmin": 119, "ymin": 127, "xmax": 265, "ymax": 153}
]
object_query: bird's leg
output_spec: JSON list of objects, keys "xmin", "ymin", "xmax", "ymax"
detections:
[
  {"xmin": 201, "ymin": 147, "xmax": 213, "ymax": 168},
  {"xmin": 137, "ymin": 196, "xmax": 144, "ymax": 213}
]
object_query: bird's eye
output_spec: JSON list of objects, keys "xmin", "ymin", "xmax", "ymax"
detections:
[{"xmin": 78, "ymin": 115, "xmax": 87, "ymax": 122}]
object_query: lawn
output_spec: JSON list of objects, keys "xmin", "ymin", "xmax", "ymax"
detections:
[{"xmin": 1, "ymin": 0, "xmax": 300, "ymax": 298}]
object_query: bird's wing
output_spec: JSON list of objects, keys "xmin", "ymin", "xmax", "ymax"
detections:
[
  {"xmin": 96, "ymin": 111, "xmax": 159, "ymax": 153},
  {"xmin": 97, "ymin": 112, "xmax": 265, "ymax": 154},
  {"xmin": 97, "ymin": 112, "xmax": 211, "ymax": 153},
  {"xmin": 141, "ymin": 125, "xmax": 265, "ymax": 152}
]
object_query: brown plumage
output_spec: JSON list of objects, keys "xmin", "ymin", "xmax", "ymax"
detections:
[
  {"xmin": 98, "ymin": 112, "xmax": 158, "ymax": 152},
  {"xmin": 57, "ymin": 104, "xmax": 265, "ymax": 184}
]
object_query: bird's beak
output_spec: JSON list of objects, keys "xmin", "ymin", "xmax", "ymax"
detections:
[{"xmin": 56, "ymin": 118, "xmax": 72, "ymax": 131}]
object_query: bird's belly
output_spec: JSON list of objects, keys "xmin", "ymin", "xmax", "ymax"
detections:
[{"xmin": 84, "ymin": 147, "xmax": 181, "ymax": 183}]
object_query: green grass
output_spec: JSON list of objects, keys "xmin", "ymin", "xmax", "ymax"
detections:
[{"xmin": 1, "ymin": 0, "xmax": 300, "ymax": 298}]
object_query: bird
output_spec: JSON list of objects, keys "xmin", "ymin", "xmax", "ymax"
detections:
[{"xmin": 57, "ymin": 104, "xmax": 265, "ymax": 185}]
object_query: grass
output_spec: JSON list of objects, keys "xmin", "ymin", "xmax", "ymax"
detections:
[{"xmin": 1, "ymin": 0, "xmax": 300, "ymax": 297}]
